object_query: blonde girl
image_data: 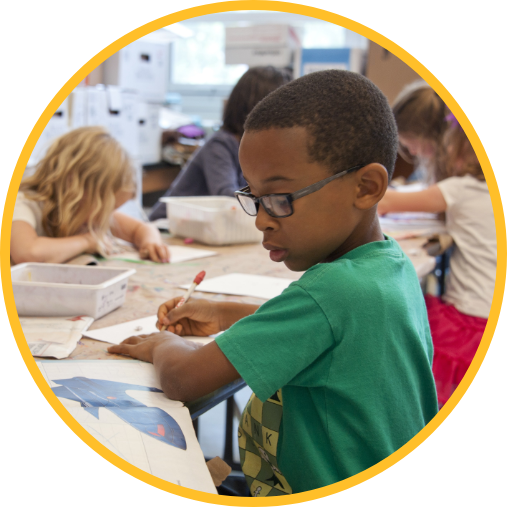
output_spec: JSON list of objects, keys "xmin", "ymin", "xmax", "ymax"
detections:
[
  {"xmin": 378, "ymin": 116, "xmax": 496, "ymax": 407},
  {"xmin": 11, "ymin": 127, "xmax": 169, "ymax": 264}
]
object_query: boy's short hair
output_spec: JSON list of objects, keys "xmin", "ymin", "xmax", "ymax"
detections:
[{"xmin": 244, "ymin": 70, "xmax": 398, "ymax": 179}]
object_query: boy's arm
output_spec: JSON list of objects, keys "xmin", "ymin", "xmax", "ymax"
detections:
[
  {"xmin": 110, "ymin": 211, "xmax": 170, "ymax": 263},
  {"xmin": 11, "ymin": 221, "xmax": 98, "ymax": 264},
  {"xmin": 377, "ymin": 185, "xmax": 447, "ymax": 215},
  {"xmin": 108, "ymin": 333, "xmax": 240, "ymax": 402}
]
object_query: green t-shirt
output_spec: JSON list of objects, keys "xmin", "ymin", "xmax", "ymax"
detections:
[{"xmin": 216, "ymin": 238, "xmax": 438, "ymax": 495}]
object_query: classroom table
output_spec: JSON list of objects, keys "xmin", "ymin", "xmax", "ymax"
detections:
[
  {"xmin": 68, "ymin": 235, "xmax": 437, "ymax": 361},
  {"xmin": 63, "ymin": 235, "xmax": 436, "ymax": 413},
  {"xmin": 49, "ymin": 234, "xmax": 439, "ymax": 467}
]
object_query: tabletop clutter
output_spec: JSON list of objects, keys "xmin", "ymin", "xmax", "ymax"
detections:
[
  {"xmin": 12, "ymin": 206, "xmax": 308, "ymax": 494},
  {"xmin": 11, "ymin": 206, "xmax": 444, "ymax": 494}
]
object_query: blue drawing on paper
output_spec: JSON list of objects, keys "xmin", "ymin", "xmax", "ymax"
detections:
[{"xmin": 51, "ymin": 377, "xmax": 187, "ymax": 450}]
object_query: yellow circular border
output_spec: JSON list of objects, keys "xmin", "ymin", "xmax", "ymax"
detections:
[{"xmin": 1, "ymin": 1, "xmax": 505, "ymax": 505}]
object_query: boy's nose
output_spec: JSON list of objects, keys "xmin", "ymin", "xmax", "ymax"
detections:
[{"xmin": 255, "ymin": 205, "xmax": 278, "ymax": 232}]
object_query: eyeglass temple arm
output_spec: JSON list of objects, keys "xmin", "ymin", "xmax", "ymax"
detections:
[{"xmin": 291, "ymin": 165, "xmax": 364, "ymax": 201}]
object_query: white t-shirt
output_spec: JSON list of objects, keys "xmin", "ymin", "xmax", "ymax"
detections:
[
  {"xmin": 12, "ymin": 192, "xmax": 46, "ymax": 236},
  {"xmin": 437, "ymin": 175, "xmax": 496, "ymax": 318}
]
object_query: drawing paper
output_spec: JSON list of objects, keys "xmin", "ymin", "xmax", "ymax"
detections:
[
  {"xmin": 181, "ymin": 273, "xmax": 296, "ymax": 300},
  {"xmin": 21, "ymin": 316, "xmax": 94, "ymax": 359},
  {"xmin": 392, "ymin": 182, "xmax": 427, "ymax": 193},
  {"xmin": 380, "ymin": 212, "xmax": 446, "ymax": 239},
  {"xmin": 106, "ymin": 245, "xmax": 217, "ymax": 264},
  {"xmin": 37, "ymin": 360, "xmax": 217, "ymax": 494},
  {"xmin": 83, "ymin": 315, "xmax": 216, "ymax": 346}
]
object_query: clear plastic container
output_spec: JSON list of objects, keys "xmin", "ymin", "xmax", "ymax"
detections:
[
  {"xmin": 11, "ymin": 263, "xmax": 136, "ymax": 319},
  {"xmin": 161, "ymin": 196, "xmax": 263, "ymax": 246}
]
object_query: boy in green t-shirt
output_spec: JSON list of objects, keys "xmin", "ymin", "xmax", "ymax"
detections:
[{"xmin": 109, "ymin": 70, "xmax": 438, "ymax": 495}]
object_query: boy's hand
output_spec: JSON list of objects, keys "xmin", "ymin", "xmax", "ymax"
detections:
[
  {"xmin": 107, "ymin": 332, "xmax": 173, "ymax": 362},
  {"xmin": 139, "ymin": 242, "xmax": 170, "ymax": 263},
  {"xmin": 157, "ymin": 298, "xmax": 222, "ymax": 337}
]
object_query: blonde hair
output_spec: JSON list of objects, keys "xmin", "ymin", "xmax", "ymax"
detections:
[
  {"xmin": 20, "ymin": 126, "xmax": 135, "ymax": 240},
  {"xmin": 441, "ymin": 118, "xmax": 483, "ymax": 180},
  {"xmin": 392, "ymin": 81, "xmax": 448, "ymax": 181}
]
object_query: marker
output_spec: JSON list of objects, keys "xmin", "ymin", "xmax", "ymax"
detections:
[{"xmin": 161, "ymin": 270, "xmax": 206, "ymax": 331}]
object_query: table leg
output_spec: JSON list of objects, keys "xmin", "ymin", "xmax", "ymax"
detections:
[{"xmin": 223, "ymin": 397, "xmax": 242, "ymax": 471}]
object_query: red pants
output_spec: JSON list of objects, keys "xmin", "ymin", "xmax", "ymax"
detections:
[{"xmin": 425, "ymin": 295, "xmax": 488, "ymax": 407}]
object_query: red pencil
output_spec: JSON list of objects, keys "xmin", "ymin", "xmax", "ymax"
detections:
[
  {"xmin": 176, "ymin": 270, "xmax": 206, "ymax": 308},
  {"xmin": 161, "ymin": 271, "xmax": 206, "ymax": 331}
]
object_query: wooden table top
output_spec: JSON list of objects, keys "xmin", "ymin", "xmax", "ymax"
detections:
[{"xmin": 68, "ymin": 235, "xmax": 435, "ymax": 360}]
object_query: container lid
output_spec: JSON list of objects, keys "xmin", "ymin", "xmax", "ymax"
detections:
[
  {"xmin": 10, "ymin": 263, "xmax": 136, "ymax": 290},
  {"xmin": 160, "ymin": 196, "xmax": 238, "ymax": 212}
]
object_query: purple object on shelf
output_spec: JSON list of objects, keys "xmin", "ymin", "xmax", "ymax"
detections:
[{"xmin": 178, "ymin": 124, "xmax": 205, "ymax": 139}]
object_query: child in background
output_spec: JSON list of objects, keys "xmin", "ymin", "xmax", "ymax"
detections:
[
  {"xmin": 109, "ymin": 70, "xmax": 438, "ymax": 495},
  {"xmin": 392, "ymin": 80, "xmax": 448, "ymax": 182},
  {"xmin": 11, "ymin": 127, "xmax": 170, "ymax": 264},
  {"xmin": 378, "ymin": 117, "xmax": 496, "ymax": 407},
  {"xmin": 149, "ymin": 66, "xmax": 291, "ymax": 220}
]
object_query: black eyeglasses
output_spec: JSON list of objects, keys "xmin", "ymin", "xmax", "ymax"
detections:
[{"xmin": 235, "ymin": 165, "xmax": 365, "ymax": 218}]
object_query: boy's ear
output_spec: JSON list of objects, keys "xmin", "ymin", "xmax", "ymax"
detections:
[{"xmin": 353, "ymin": 163, "xmax": 389, "ymax": 210}]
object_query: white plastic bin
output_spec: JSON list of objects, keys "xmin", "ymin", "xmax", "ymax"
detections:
[
  {"xmin": 161, "ymin": 196, "xmax": 263, "ymax": 246},
  {"xmin": 11, "ymin": 263, "xmax": 136, "ymax": 319}
]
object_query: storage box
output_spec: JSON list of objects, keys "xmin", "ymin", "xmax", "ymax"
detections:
[
  {"xmin": 102, "ymin": 39, "xmax": 169, "ymax": 103},
  {"xmin": 11, "ymin": 263, "xmax": 135, "ymax": 319},
  {"xmin": 138, "ymin": 101, "xmax": 162, "ymax": 164},
  {"xmin": 365, "ymin": 42, "xmax": 423, "ymax": 105},
  {"xmin": 225, "ymin": 24, "xmax": 301, "ymax": 68},
  {"xmin": 29, "ymin": 98, "xmax": 70, "ymax": 166},
  {"xmin": 161, "ymin": 196, "xmax": 263, "ymax": 246}
]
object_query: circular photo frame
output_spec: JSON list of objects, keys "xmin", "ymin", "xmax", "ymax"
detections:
[{"xmin": 2, "ymin": 2, "xmax": 505, "ymax": 505}]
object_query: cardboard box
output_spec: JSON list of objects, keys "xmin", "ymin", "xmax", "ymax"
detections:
[
  {"xmin": 225, "ymin": 25, "xmax": 301, "ymax": 68},
  {"xmin": 29, "ymin": 98, "xmax": 69, "ymax": 166},
  {"xmin": 105, "ymin": 87, "xmax": 140, "ymax": 158},
  {"xmin": 85, "ymin": 85, "xmax": 109, "ymax": 126},
  {"xmin": 138, "ymin": 101, "xmax": 161, "ymax": 165},
  {"xmin": 102, "ymin": 40, "xmax": 169, "ymax": 103},
  {"xmin": 68, "ymin": 87, "xmax": 87, "ymax": 128},
  {"xmin": 365, "ymin": 42, "xmax": 423, "ymax": 105},
  {"xmin": 68, "ymin": 86, "xmax": 140, "ymax": 158}
]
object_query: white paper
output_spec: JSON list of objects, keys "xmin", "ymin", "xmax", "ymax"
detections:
[
  {"xmin": 83, "ymin": 315, "xmax": 216, "ymax": 346},
  {"xmin": 392, "ymin": 182, "xmax": 428, "ymax": 193},
  {"xmin": 37, "ymin": 360, "xmax": 217, "ymax": 494},
  {"xmin": 380, "ymin": 212, "xmax": 446, "ymax": 239},
  {"xmin": 107, "ymin": 245, "xmax": 217, "ymax": 264},
  {"xmin": 382, "ymin": 212, "xmax": 440, "ymax": 222},
  {"xmin": 21, "ymin": 316, "xmax": 94, "ymax": 359},
  {"xmin": 181, "ymin": 273, "xmax": 296, "ymax": 300}
]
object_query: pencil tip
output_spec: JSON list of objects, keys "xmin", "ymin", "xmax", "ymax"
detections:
[{"xmin": 194, "ymin": 271, "xmax": 206, "ymax": 285}]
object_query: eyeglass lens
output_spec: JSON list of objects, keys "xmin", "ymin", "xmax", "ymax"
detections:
[
  {"xmin": 237, "ymin": 193, "xmax": 293, "ymax": 217},
  {"xmin": 263, "ymin": 195, "xmax": 293, "ymax": 217},
  {"xmin": 237, "ymin": 194, "xmax": 258, "ymax": 216}
]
